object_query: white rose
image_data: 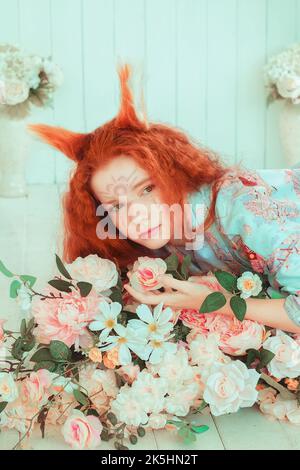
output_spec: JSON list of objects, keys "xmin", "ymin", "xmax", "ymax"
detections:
[
  {"xmin": 0, "ymin": 372, "xmax": 19, "ymax": 403},
  {"xmin": 237, "ymin": 272, "xmax": 262, "ymax": 299},
  {"xmin": 4, "ymin": 80, "xmax": 29, "ymax": 105},
  {"xmin": 263, "ymin": 330, "xmax": 300, "ymax": 380},
  {"xmin": 203, "ymin": 360, "xmax": 260, "ymax": 416},
  {"xmin": 66, "ymin": 254, "xmax": 119, "ymax": 293}
]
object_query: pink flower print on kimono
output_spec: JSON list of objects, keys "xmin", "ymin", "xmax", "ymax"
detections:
[
  {"xmin": 287, "ymin": 169, "xmax": 300, "ymax": 197},
  {"xmin": 205, "ymin": 231, "xmax": 244, "ymax": 274},
  {"xmin": 243, "ymin": 187, "xmax": 299, "ymax": 223},
  {"xmin": 267, "ymin": 233, "xmax": 300, "ymax": 295},
  {"xmin": 231, "ymin": 235, "xmax": 267, "ymax": 274}
]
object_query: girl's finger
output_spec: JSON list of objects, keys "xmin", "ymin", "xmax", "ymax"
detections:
[
  {"xmin": 158, "ymin": 274, "xmax": 192, "ymax": 294},
  {"xmin": 124, "ymin": 284, "xmax": 177, "ymax": 306}
]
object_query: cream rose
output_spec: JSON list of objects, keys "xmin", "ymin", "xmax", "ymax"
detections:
[
  {"xmin": 263, "ymin": 330, "xmax": 300, "ymax": 380},
  {"xmin": 237, "ymin": 272, "xmax": 262, "ymax": 299},
  {"xmin": 66, "ymin": 254, "xmax": 118, "ymax": 293},
  {"xmin": 203, "ymin": 360, "xmax": 260, "ymax": 416}
]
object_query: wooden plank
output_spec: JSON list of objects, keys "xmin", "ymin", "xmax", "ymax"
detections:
[
  {"xmin": 154, "ymin": 412, "xmax": 224, "ymax": 450},
  {"xmin": 176, "ymin": 0, "xmax": 208, "ymax": 144},
  {"xmin": 51, "ymin": 0, "xmax": 84, "ymax": 184},
  {"xmin": 82, "ymin": 0, "xmax": 116, "ymax": 131},
  {"xmin": 236, "ymin": 0, "xmax": 267, "ymax": 169},
  {"xmin": 19, "ymin": 0, "xmax": 56, "ymax": 184},
  {"xmin": 145, "ymin": 0, "xmax": 177, "ymax": 124},
  {"xmin": 0, "ymin": 0, "xmax": 19, "ymax": 44},
  {"xmin": 206, "ymin": 0, "xmax": 237, "ymax": 165},
  {"xmin": 213, "ymin": 406, "xmax": 300, "ymax": 450}
]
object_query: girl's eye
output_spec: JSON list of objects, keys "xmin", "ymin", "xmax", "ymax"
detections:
[{"xmin": 143, "ymin": 184, "xmax": 155, "ymax": 194}]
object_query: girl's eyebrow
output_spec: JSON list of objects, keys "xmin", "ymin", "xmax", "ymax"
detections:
[{"xmin": 103, "ymin": 177, "xmax": 152, "ymax": 205}]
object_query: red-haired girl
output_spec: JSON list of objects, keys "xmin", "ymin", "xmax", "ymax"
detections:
[{"xmin": 27, "ymin": 64, "xmax": 300, "ymax": 334}]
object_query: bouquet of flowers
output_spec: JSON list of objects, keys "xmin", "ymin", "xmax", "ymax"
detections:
[
  {"xmin": 264, "ymin": 43, "xmax": 300, "ymax": 105},
  {"xmin": 0, "ymin": 253, "xmax": 299, "ymax": 450},
  {"xmin": 0, "ymin": 43, "xmax": 63, "ymax": 120}
]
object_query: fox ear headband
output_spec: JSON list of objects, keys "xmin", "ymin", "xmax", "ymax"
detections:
[{"xmin": 27, "ymin": 63, "xmax": 149, "ymax": 163}]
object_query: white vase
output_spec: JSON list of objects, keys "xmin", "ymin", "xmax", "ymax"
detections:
[
  {"xmin": 0, "ymin": 111, "xmax": 30, "ymax": 198},
  {"xmin": 278, "ymin": 100, "xmax": 300, "ymax": 168}
]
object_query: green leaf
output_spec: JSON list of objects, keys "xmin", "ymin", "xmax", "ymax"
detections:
[
  {"xmin": 166, "ymin": 419, "xmax": 182, "ymax": 428},
  {"xmin": 137, "ymin": 426, "xmax": 146, "ymax": 437},
  {"xmin": 22, "ymin": 338, "xmax": 36, "ymax": 352},
  {"xmin": 214, "ymin": 270, "xmax": 237, "ymax": 292},
  {"xmin": 191, "ymin": 425, "xmax": 209, "ymax": 434},
  {"xmin": 20, "ymin": 275, "xmax": 37, "ymax": 288},
  {"xmin": 11, "ymin": 337, "xmax": 24, "ymax": 360},
  {"xmin": 110, "ymin": 287, "xmax": 123, "ymax": 306},
  {"xmin": 9, "ymin": 279, "xmax": 21, "ymax": 299},
  {"xmin": 107, "ymin": 412, "xmax": 118, "ymax": 426},
  {"xmin": 77, "ymin": 281, "xmax": 93, "ymax": 298},
  {"xmin": 259, "ymin": 348, "xmax": 275, "ymax": 368},
  {"xmin": 0, "ymin": 402, "xmax": 8, "ymax": 414},
  {"xmin": 73, "ymin": 389, "xmax": 89, "ymax": 407},
  {"xmin": 199, "ymin": 292, "xmax": 227, "ymax": 313},
  {"xmin": 178, "ymin": 426, "xmax": 197, "ymax": 444},
  {"xmin": 20, "ymin": 319, "xmax": 27, "ymax": 338},
  {"xmin": 246, "ymin": 348, "xmax": 260, "ymax": 368},
  {"xmin": 55, "ymin": 254, "xmax": 72, "ymax": 280},
  {"xmin": 230, "ymin": 295, "xmax": 247, "ymax": 321},
  {"xmin": 0, "ymin": 260, "xmax": 14, "ymax": 278},
  {"xmin": 195, "ymin": 399, "xmax": 208, "ymax": 413},
  {"xmin": 33, "ymin": 361, "xmax": 57, "ymax": 372},
  {"xmin": 48, "ymin": 279, "xmax": 72, "ymax": 293},
  {"xmin": 129, "ymin": 435, "xmax": 138, "ymax": 445},
  {"xmin": 50, "ymin": 340, "xmax": 72, "ymax": 362},
  {"xmin": 180, "ymin": 255, "xmax": 192, "ymax": 280},
  {"xmin": 165, "ymin": 253, "xmax": 179, "ymax": 272},
  {"xmin": 30, "ymin": 348, "xmax": 53, "ymax": 363}
]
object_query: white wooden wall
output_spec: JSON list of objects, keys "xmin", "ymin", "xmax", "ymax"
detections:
[{"xmin": 0, "ymin": 0, "xmax": 300, "ymax": 184}]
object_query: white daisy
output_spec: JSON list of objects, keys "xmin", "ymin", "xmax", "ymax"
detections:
[
  {"xmin": 99, "ymin": 324, "xmax": 151, "ymax": 365},
  {"xmin": 89, "ymin": 301, "xmax": 122, "ymax": 341},
  {"xmin": 147, "ymin": 336, "xmax": 177, "ymax": 365},
  {"xmin": 128, "ymin": 302, "xmax": 174, "ymax": 340}
]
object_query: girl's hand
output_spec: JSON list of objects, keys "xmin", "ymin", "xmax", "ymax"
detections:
[{"xmin": 123, "ymin": 274, "xmax": 226, "ymax": 310}]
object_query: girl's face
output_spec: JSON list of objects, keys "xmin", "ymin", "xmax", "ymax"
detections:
[{"xmin": 90, "ymin": 155, "xmax": 175, "ymax": 249}]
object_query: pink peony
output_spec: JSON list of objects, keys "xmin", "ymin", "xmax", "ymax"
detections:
[
  {"xmin": 32, "ymin": 286, "xmax": 100, "ymax": 348},
  {"xmin": 182, "ymin": 311, "xmax": 266, "ymax": 356},
  {"xmin": 62, "ymin": 410, "xmax": 103, "ymax": 449}
]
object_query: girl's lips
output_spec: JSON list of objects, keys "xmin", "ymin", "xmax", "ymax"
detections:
[{"xmin": 140, "ymin": 224, "xmax": 161, "ymax": 239}]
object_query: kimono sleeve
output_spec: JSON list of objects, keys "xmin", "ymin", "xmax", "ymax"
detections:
[{"xmin": 214, "ymin": 177, "xmax": 300, "ymax": 327}]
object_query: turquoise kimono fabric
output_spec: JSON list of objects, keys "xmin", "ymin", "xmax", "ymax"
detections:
[{"xmin": 163, "ymin": 168, "xmax": 300, "ymax": 327}]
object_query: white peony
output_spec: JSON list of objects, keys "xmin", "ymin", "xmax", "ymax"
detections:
[
  {"xmin": 202, "ymin": 360, "xmax": 260, "ymax": 416},
  {"xmin": 146, "ymin": 413, "xmax": 167, "ymax": 429},
  {"xmin": 66, "ymin": 254, "xmax": 119, "ymax": 294},
  {"xmin": 165, "ymin": 382, "xmax": 200, "ymax": 416},
  {"xmin": 148, "ymin": 346, "xmax": 195, "ymax": 385},
  {"xmin": 188, "ymin": 333, "xmax": 228, "ymax": 370},
  {"xmin": 131, "ymin": 370, "xmax": 168, "ymax": 413},
  {"xmin": 110, "ymin": 384, "xmax": 149, "ymax": 426},
  {"xmin": 263, "ymin": 330, "xmax": 300, "ymax": 379}
]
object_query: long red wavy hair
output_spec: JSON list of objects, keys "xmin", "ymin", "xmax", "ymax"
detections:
[{"xmin": 27, "ymin": 63, "xmax": 239, "ymax": 270}]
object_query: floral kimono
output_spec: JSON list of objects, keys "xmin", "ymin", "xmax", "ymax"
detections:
[{"xmin": 162, "ymin": 168, "xmax": 300, "ymax": 328}]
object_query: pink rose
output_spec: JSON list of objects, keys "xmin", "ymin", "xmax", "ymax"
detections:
[
  {"xmin": 21, "ymin": 369, "xmax": 54, "ymax": 406},
  {"xmin": 62, "ymin": 410, "xmax": 103, "ymax": 449},
  {"xmin": 32, "ymin": 286, "xmax": 100, "ymax": 348},
  {"xmin": 129, "ymin": 257, "xmax": 167, "ymax": 292},
  {"xmin": 116, "ymin": 363, "xmax": 140, "ymax": 384}
]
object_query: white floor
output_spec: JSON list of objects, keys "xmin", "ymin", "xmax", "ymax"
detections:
[{"xmin": 0, "ymin": 184, "xmax": 300, "ymax": 451}]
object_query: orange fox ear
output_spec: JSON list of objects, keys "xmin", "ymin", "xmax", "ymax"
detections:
[{"xmin": 27, "ymin": 123, "xmax": 91, "ymax": 162}]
